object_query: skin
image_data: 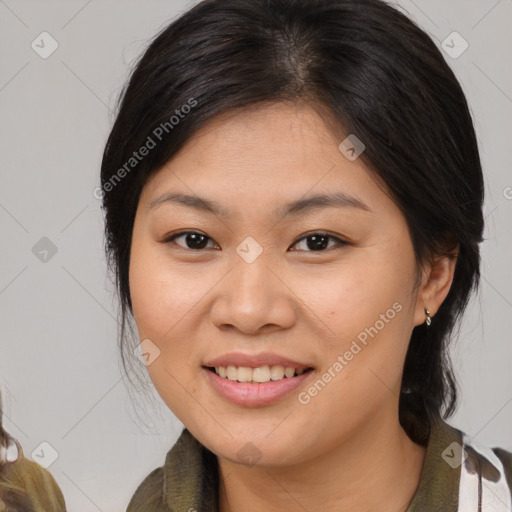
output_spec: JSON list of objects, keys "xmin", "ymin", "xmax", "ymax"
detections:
[{"xmin": 129, "ymin": 101, "xmax": 457, "ymax": 511}]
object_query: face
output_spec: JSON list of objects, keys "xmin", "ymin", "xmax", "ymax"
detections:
[{"xmin": 129, "ymin": 102, "xmax": 430, "ymax": 467}]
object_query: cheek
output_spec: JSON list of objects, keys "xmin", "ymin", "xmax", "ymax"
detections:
[
  {"xmin": 128, "ymin": 240, "xmax": 206, "ymax": 419},
  {"xmin": 306, "ymin": 249, "xmax": 416, "ymax": 390},
  {"xmin": 313, "ymin": 253, "xmax": 414, "ymax": 338},
  {"xmin": 129, "ymin": 241, "xmax": 201, "ymax": 341}
]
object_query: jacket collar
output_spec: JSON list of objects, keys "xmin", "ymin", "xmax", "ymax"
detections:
[
  {"xmin": 406, "ymin": 417, "xmax": 462, "ymax": 511},
  {"xmin": 163, "ymin": 428, "xmax": 218, "ymax": 511}
]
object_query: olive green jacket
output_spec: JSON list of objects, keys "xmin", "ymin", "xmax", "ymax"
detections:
[{"xmin": 127, "ymin": 419, "xmax": 512, "ymax": 511}]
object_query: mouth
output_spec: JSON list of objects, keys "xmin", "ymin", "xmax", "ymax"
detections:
[
  {"xmin": 202, "ymin": 364, "xmax": 315, "ymax": 407},
  {"xmin": 204, "ymin": 365, "xmax": 314, "ymax": 383},
  {"xmin": 201, "ymin": 352, "xmax": 316, "ymax": 406}
]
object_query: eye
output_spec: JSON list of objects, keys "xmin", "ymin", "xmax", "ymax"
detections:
[
  {"xmin": 164, "ymin": 230, "xmax": 219, "ymax": 250},
  {"xmin": 289, "ymin": 232, "xmax": 348, "ymax": 252},
  {"xmin": 163, "ymin": 230, "xmax": 348, "ymax": 252}
]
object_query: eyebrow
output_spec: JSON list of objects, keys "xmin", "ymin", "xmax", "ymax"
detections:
[{"xmin": 148, "ymin": 191, "xmax": 372, "ymax": 217}]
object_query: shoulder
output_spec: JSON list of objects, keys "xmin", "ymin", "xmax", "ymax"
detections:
[
  {"xmin": 408, "ymin": 418, "xmax": 512, "ymax": 511},
  {"xmin": 457, "ymin": 429, "xmax": 512, "ymax": 509},
  {"xmin": 463, "ymin": 433, "xmax": 512, "ymax": 490}
]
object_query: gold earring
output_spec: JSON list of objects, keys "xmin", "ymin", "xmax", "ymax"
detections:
[{"xmin": 425, "ymin": 308, "xmax": 432, "ymax": 326}]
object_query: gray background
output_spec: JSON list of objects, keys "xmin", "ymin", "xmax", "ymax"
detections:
[{"xmin": 0, "ymin": 0, "xmax": 511, "ymax": 510}]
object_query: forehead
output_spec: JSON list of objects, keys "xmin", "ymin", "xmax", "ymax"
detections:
[
  {"xmin": 174, "ymin": 101, "xmax": 342, "ymax": 166},
  {"xmin": 141, "ymin": 102, "xmax": 389, "ymax": 215}
]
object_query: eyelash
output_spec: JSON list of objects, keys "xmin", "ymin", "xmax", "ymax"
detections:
[{"xmin": 162, "ymin": 230, "xmax": 348, "ymax": 253}]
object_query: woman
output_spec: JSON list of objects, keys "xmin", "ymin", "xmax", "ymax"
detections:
[
  {"xmin": 99, "ymin": 0, "xmax": 512, "ymax": 510},
  {"xmin": 0, "ymin": 391, "xmax": 66, "ymax": 511}
]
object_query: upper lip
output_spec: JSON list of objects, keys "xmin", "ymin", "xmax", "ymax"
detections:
[{"xmin": 203, "ymin": 352, "xmax": 313, "ymax": 369}]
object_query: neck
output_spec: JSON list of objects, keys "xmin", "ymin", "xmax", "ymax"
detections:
[{"xmin": 217, "ymin": 410, "xmax": 426, "ymax": 512}]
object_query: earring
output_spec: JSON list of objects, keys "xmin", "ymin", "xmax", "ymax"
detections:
[{"xmin": 425, "ymin": 308, "xmax": 432, "ymax": 326}]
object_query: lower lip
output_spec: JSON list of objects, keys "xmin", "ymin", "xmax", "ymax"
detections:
[{"xmin": 202, "ymin": 367, "xmax": 314, "ymax": 407}]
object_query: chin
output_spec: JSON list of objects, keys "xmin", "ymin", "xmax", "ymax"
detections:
[{"xmin": 191, "ymin": 422, "xmax": 314, "ymax": 468}]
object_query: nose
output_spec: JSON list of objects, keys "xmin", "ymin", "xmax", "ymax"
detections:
[{"xmin": 209, "ymin": 250, "xmax": 297, "ymax": 335}]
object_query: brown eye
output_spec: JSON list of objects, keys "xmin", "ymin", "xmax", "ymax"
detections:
[
  {"xmin": 289, "ymin": 232, "xmax": 347, "ymax": 252},
  {"xmin": 165, "ymin": 231, "xmax": 218, "ymax": 250},
  {"xmin": 164, "ymin": 230, "xmax": 347, "ymax": 253}
]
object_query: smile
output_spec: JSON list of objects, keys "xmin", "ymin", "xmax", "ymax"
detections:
[
  {"xmin": 208, "ymin": 365, "xmax": 313, "ymax": 383},
  {"xmin": 202, "ymin": 365, "xmax": 315, "ymax": 407}
]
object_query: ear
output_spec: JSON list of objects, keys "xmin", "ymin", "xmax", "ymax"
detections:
[{"xmin": 413, "ymin": 248, "xmax": 458, "ymax": 327}]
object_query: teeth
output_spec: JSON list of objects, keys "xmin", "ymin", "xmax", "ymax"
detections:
[
  {"xmin": 284, "ymin": 367, "xmax": 295, "ymax": 378},
  {"xmin": 270, "ymin": 365, "xmax": 285, "ymax": 380},
  {"xmin": 214, "ymin": 365, "xmax": 308, "ymax": 382},
  {"xmin": 226, "ymin": 365, "xmax": 238, "ymax": 381},
  {"xmin": 253, "ymin": 365, "xmax": 271, "ymax": 383},
  {"xmin": 237, "ymin": 367, "xmax": 253, "ymax": 382}
]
